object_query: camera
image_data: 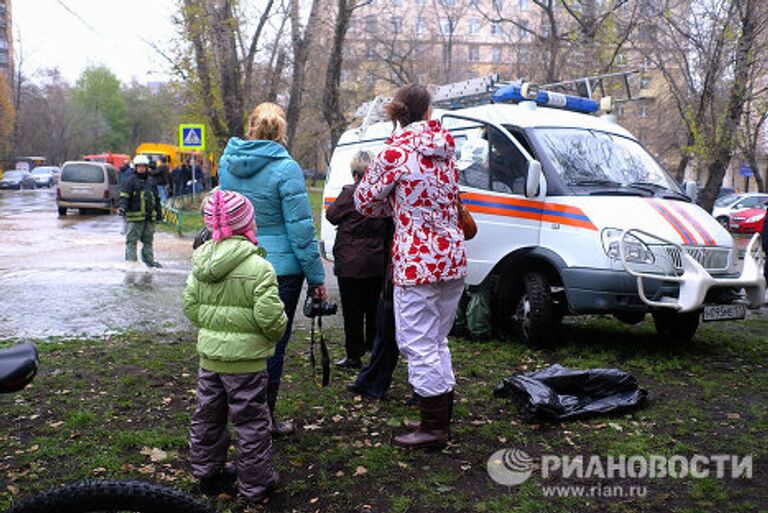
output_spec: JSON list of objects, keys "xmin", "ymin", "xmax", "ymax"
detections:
[{"xmin": 303, "ymin": 292, "xmax": 337, "ymax": 318}]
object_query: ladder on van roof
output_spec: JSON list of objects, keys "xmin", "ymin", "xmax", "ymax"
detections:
[{"xmin": 354, "ymin": 69, "xmax": 639, "ymax": 134}]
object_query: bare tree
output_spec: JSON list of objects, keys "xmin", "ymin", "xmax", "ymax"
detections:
[
  {"xmin": 285, "ymin": 0, "xmax": 322, "ymax": 151},
  {"xmin": 178, "ymin": 0, "xmax": 277, "ymax": 144}
]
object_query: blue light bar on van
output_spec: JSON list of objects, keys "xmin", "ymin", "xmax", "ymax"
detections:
[{"xmin": 492, "ymin": 84, "xmax": 600, "ymax": 114}]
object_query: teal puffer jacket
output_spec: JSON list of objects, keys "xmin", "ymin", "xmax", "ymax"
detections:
[
  {"xmin": 219, "ymin": 138, "xmax": 325, "ymax": 285},
  {"xmin": 183, "ymin": 237, "xmax": 288, "ymax": 374}
]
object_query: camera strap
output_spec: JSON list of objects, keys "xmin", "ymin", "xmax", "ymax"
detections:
[{"xmin": 309, "ymin": 316, "xmax": 330, "ymax": 387}]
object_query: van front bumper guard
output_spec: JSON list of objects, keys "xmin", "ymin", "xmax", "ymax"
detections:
[{"xmin": 619, "ymin": 229, "xmax": 766, "ymax": 312}]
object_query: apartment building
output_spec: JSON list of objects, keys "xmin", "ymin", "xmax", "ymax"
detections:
[
  {"xmin": 0, "ymin": 0, "xmax": 12, "ymax": 83},
  {"xmin": 341, "ymin": 0, "xmax": 679, "ymax": 166}
]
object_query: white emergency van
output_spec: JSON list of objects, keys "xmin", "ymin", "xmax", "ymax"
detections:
[{"xmin": 320, "ymin": 75, "xmax": 766, "ymax": 345}]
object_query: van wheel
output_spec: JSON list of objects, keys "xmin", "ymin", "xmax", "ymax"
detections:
[
  {"xmin": 512, "ymin": 272, "xmax": 559, "ymax": 348},
  {"xmin": 652, "ymin": 310, "xmax": 700, "ymax": 342},
  {"xmin": 614, "ymin": 311, "xmax": 646, "ymax": 325},
  {"xmin": 58, "ymin": 207, "xmax": 67, "ymax": 216}
]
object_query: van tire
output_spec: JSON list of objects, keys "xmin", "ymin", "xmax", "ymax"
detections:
[
  {"xmin": 513, "ymin": 272, "xmax": 559, "ymax": 348},
  {"xmin": 652, "ymin": 310, "xmax": 700, "ymax": 342},
  {"xmin": 58, "ymin": 207, "xmax": 67, "ymax": 216}
]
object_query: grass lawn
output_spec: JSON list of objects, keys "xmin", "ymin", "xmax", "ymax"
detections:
[{"xmin": 2, "ymin": 313, "xmax": 767, "ymax": 512}]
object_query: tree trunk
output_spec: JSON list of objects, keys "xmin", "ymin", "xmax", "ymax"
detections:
[
  {"xmin": 209, "ymin": 1, "xmax": 244, "ymax": 138},
  {"xmin": 285, "ymin": 0, "xmax": 322, "ymax": 151},
  {"xmin": 267, "ymin": 50, "xmax": 287, "ymax": 103},
  {"xmin": 182, "ymin": 0, "xmax": 229, "ymax": 144},
  {"xmin": 322, "ymin": 0, "xmax": 353, "ymax": 149},
  {"xmin": 698, "ymin": 0, "xmax": 757, "ymax": 213}
]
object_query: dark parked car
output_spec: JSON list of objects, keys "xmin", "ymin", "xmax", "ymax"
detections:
[{"xmin": 0, "ymin": 170, "xmax": 37, "ymax": 190}]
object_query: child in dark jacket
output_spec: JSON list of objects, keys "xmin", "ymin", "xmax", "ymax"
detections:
[{"xmin": 183, "ymin": 189, "xmax": 287, "ymax": 503}]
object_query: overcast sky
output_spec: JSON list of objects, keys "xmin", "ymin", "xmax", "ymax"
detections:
[{"xmin": 14, "ymin": 0, "xmax": 177, "ymax": 85}]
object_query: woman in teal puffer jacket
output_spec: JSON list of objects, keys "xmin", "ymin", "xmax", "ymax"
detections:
[{"xmin": 219, "ymin": 102, "xmax": 327, "ymax": 436}]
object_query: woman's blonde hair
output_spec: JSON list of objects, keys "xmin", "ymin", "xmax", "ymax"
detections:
[
  {"xmin": 246, "ymin": 102, "xmax": 287, "ymax": 145},
  {"xmin": 350, "ymin": 150, "xmax": 373, "ymax": 178}
]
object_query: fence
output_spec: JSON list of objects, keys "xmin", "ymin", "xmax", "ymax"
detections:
[{"xmin": 162, "ymin": 193, "xmax": 205, "ymax": 235}]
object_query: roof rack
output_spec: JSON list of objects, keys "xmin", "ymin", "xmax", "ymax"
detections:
[{"xmin": 353, "ymin": 70, "xmax": 639, "ymax": 135}]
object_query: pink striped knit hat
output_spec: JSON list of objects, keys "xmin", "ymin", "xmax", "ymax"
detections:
[{"xmin": 203, "ymin": 189, "xmax": 257, "ymax": 244}]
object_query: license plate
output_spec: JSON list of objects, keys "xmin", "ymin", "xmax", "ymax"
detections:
[{"xmin": 701, "ymin": 303, "xmax": 746, "ymax": 322}]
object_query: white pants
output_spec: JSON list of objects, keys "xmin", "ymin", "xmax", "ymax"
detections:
[{"xmin": 394, "ymin": 279, "xmax": 464, "ymax": 398}]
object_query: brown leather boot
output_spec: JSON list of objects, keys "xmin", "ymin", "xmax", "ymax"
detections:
[
  {"xmin": 266, "ymin": 383, "xmax": 295, "ymax": 437},
  {"xmin": 403, "ymin": 390, "xmax": 454, "ymax": 430},
  {"xmin": 393, "ymin": 393, "xmax": 451, "ymax": 450}
]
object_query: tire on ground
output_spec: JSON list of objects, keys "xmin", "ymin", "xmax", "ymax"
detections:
[
  {"xmin": 6, "ymin": 479, "xmax": 217, "ymax": 513},
  {"xmin": 512, "ymin": 271, "xmax": 560, "ymax": 348},
  {"xmin": 652, "ymin": 310, "xmax": 700, "ymax": 342}
]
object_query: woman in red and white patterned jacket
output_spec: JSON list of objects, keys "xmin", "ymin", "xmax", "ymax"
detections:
[{"xmin": 355, "ymin": 84, "xmax": 467, "ymax": 450}]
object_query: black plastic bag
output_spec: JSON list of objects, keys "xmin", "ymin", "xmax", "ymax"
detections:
[{"xmin": 494, "ymin": 364, "xmax": 648, "ymax": 422}]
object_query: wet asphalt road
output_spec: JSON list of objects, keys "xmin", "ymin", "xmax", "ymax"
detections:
[{"xmin": 0, "ymin": 188, "xmax": 339, "ymax": 340}]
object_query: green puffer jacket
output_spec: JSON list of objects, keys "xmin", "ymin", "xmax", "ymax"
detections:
[{"xmin": 183, "ymin": 236, "xmax": 288, "ymax": 374}]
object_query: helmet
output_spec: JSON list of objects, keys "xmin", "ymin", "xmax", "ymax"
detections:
[{"xmin": 133, "ymin": 155, "xmax": 150, "ymax": 166}]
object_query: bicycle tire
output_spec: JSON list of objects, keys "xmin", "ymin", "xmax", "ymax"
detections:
[{"xmin": 6, "ymin": 479, "xmax": 218, "ymax": 513}]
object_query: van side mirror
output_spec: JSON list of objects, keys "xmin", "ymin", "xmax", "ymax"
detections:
[
  {"xmin": 684, "ymin": 181, "xmax": 698, "ymax": 202},
  {"xmin": 526, "ymin": 160, "xmax": 544, "ymax": 198}
]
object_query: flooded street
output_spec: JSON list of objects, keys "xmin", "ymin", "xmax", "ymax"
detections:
[
  {"xmin": 0, "ymin": 188, "xmax": 196, "ymax": 338},
  {"xmin": 0, "ymin": 188, "xmax": 339, "ymax": 339}
]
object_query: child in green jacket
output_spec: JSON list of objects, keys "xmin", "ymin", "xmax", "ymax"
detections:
[{"xmin": 183, "ymin": 189, "xmax": 287, "ymax": 503}]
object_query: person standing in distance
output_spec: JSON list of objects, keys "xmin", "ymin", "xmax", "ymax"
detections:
[
  {"xmin": 119, "ymin": 155, "xmax": 163, "ymax": 268},
  {"xmin": 218, "ymin": 102, "xmax": 327, "ymax": 436}
]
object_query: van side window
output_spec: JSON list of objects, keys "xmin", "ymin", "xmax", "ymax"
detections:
[
  {"xmin": 106, "ymin": 166, "xmax": 118, "ymax": 185},
  {"xmin": 488, "ymin": 127, "xmax": 528, "ymax": 195},
  {"xmin": 457, "ymin": 125, "xmax": 527, "ymax": 195}
]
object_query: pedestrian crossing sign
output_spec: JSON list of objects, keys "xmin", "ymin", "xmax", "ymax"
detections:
[{"xmin": 179, "ymin": 124, "xmax": 206, "ymax": 150}]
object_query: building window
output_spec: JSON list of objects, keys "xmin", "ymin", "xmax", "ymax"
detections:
[
  {"xmin": 640, "ymin": 76, "xmax": 651, "ymax": 89},
  {"xmin": 415, "ymin": 0, "xmax": 426, "ymax": 4},
  {"xmin": 519, "ymin": 0, "xmax": 529, "ymax": 9},
  {"xmin": 366, "ymin": 43, "xmax": 376, "ymax": 59},
  {"xmin": 469, "ymin": 45, "xmax": 480, "ymax": 62},
  {"xmin": 468, "ymin": 18, "xmax": 481, "ymax": 35},
  {"xmin": 491, "ymin": 22, "xmax": 502, "ymax": 36},
  {"xmin": 391, "ymin": 16, "xmax": 402, "ymax": 34},
  {"xmin": 639, "ymin": 104, "xmax": 649, "ymax": 117},
  {"xmin": 416, "ymin": 17, "xmax": 427, "ymax": 35},
  {"xmin": 365, "ymin": 72, "xmax": 376, "ymax": 87},
  {"xmin": 518, "ymin": 20, "xmax": 529, "ymax": 39},
  {"xmin": 643, "ymin": 55, "xmax": 653, "ymax": 69},
  {"xmin": 365, "ymin": 15, "xmax": 376, "ymax": 34},
  {"xmin": 614, "ymin": 103, "xmax": 625, "ymax": 116},
  {"xmin": 517, "ymin": 46, "xmax": 530, "ymax": 63},
  {"xmin": 493, "ymin": 0, "xmax": 504, "ymax": 11},
  {"xmin": 469, "ymin": 0, "xmax": 480, "ymax": 6},
  {"xmin": 492, "ymin": 46, "xmax": 502, "ymax": 62},
  {"xmin": 391, "ymin": 0, "xmax": 402, "ymax": 6},
  {"xmin": 442, "ymin": 0, "xmax": 457, "ymax": 6},
  {"xmin": 541, "ymin": 22, "xmax": 551, "ymax": 38},
  {"xmin": 440, "ymin": 17, "xmax": 455, "ymax": 35},
  {"xmin": 616, "ymin": 53, "xmax": 627, "ymax": 66}
]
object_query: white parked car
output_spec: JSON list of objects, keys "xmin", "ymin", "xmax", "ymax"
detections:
[
  {"xmin": 712, "ymin": 193, "xmax": 768, "ymax": 228},
  {"xmin": 320, "ymin": 76, "xmax": 766, "ymax": 346}
]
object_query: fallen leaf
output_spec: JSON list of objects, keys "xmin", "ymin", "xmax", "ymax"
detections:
[
  {"xmin": 727, "ymin": 413, "xmax": 741, "ymax": 420},
  {"xmin": 6, "ymin": 485, "xmax": 18, "ymax": 495},
  {"xmin": 28, "ymin": 444, "xmax": 39, "ymax": 453},
  {"xmin": 335, "ymin": 470, "xmax": 345, "ymax": 477},
  {"xmin": 354, "ymin": 466, "xmax": 368, "ymax": 476},
  {"xmin": 92, "ymin": 467, "xmax": 107, "ymax": 475},
  {"xmin": 310, "ymin": 497, "xmax": 319, "ymax": 504},
  {"xmin": 48, "ymin": 421, "xmax": 64, "ymax": 429},
  {"xmin": 608, "ymin": 422, "xmax": 623, "ymax": 432},
  {"xmin": 137, "ymin": 464, "xmax": 155, "ymax": 475}
]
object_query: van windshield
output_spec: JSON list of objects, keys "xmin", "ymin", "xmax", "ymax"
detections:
[
  {"xmin": 62, "ymin": 164, "xmax": 104, "ymax": 183},
  {"xmin": 535, "ymin": 128, "xmax": 683, "ymax": 196}
]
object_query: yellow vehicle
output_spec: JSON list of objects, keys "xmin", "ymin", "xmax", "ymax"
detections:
[
  {"xmin": 135, "ymin": 143, "xmax": 180, "ymax": 169},
  {"xmin": 136, "ymin": 143, "xmax": 215, "ymax": 181}
]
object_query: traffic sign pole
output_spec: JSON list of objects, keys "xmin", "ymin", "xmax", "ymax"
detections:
[{"xmin": 179, "ymin": 124, "xmax": 206, "ymax": 200}]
